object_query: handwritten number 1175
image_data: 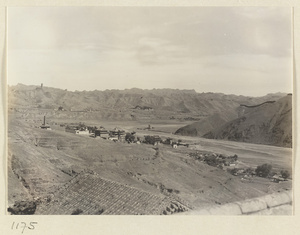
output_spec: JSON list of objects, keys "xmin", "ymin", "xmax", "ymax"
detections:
[{"xmin": 11, "ymin": 222, "xmax": 37, "ymax": 233}]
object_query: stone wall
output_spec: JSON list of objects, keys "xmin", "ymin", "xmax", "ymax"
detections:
[{"xmin": 179, "ymin": 190, "xmax": 292, "ymax": 215}]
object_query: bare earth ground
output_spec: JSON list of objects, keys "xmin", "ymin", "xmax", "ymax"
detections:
[{"xmin": 7, "ymin": 110, "xmax": 292, "ymax": 214}]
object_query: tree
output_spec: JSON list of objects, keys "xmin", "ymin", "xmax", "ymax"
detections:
[
  {"xmin": 144, "ymin": 135, "xmax": 155, "ymax": 145},
  {"xmin": 88, "ymin": 126, "xmax": 97, "ymax": 133},
  {"xmin": 233, "ymin": 154, "xmax": 238, "ymax": 161},
  {"xmin": 255, "ymin": 164, "xmax": 272, "ymax": 178},
  {"xmin": 280, "ymin": 170, "xmax": 290, "ymax": 180},
  {"xmin": 125, "ymin": 133, "xmax": 135, "ymax": 143},
  {"xmin": 204, "ymin": 155, "xmax": 218, "ymax": 167}
]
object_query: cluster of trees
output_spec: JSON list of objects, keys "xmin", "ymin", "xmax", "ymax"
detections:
[
  {"xmin": 204, "ymin": 154, "xmax": 238, "ymax": 168},
  {"xmin": 87, "ymin": 126, "xmax": 98, "ymax": 133},
  {"xmin": 226, "ymin": 163, "xmax": 291, "ymax": 181},
  {"xmin": 280, "ymin": 170, "xmax": 290, "ymax": 180},
  {"xmin": 144, "ymin": 135, "xmax": 162, "ymax": 145},
  {"xmin": 255, "ymin": 164, "xmax": 273, "ymax": 177},
  {"xmin": 125, "ymin": 133, "xmax": 163, "ymax": 144},
  {"xmin": 204, "ymin": 155, "xmax": 219, "ymax": 167},
  {"xmin": 125, "ymin": 133, "xmax": 135, "ymax": 143},
  {"xmin": 254, "ymin": 164, "xmax": 290, "ymax": 180},
  {"xmin": 228, "ymin": 167, "xmax": 255, "ymax": 176}
]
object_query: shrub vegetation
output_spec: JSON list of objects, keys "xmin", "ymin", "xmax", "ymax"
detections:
[{"xmin": 255, "ymin": 163, "xmax": 272, "ymax": 178}]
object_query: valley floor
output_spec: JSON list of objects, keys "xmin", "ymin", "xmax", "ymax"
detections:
[{"xmin": 6, "ymin": 113, "xmax": 293, "ymax": 215}]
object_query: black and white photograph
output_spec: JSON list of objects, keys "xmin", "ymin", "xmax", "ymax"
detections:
[{"xmin": 6, "ymin": 6, "xmax": 293, "ymax": 216}]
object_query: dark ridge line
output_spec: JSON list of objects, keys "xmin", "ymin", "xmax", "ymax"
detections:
[{"xmin": 240, "ymin": 101, "xmax": 276, "ymax": 108}]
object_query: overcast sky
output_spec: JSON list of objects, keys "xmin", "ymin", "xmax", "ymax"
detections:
[{"xmin": 8, "ymin": 7, "xmax": 292, "ymax": 96}]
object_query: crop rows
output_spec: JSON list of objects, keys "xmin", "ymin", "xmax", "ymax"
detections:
[
  {"xmin": 36, "ymin": 172, "xmax": 187, "ymax": 215},
  {"xmin": 35, "ymin": 137, "xmax": 82, "ymax": 150}
]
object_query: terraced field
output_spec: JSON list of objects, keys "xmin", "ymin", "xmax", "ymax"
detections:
[{"xmin": 36, "ymin": 172, "xmax": 188, "ymax": 215}]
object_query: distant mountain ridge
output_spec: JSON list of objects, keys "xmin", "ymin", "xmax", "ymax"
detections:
[{"xmin": 8, "ymin": 84, "xmax": 288, "ymax": 124}]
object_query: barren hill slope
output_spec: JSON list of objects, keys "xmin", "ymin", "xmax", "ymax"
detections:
[
  {"xmin": 175, "ymin": 113, "xmax": 231, "ymax": 137},
  {"xmin": 174, "ymin": 93, "xmax": 287, "ymax": 138},
  {"xmin": 203, "ymin": 95, "xmax": 292, "ymax": 147}
]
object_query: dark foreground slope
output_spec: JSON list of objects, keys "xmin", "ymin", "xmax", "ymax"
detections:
[{"xmin": 203, "ymin": 95, "xmax": 292, "ymax": 147}]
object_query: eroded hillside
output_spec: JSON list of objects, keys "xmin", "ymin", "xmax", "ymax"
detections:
[
  {"xmin": 8, "ymin": 84, "xmax": 286, "ymax": 121},
  {"xmin": 203, "ymin": 95, "xmax": 292, "ymax": 147}
]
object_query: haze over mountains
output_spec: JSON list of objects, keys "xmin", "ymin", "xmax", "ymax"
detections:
[{"xmin": 8, "ymin": 84, "xmax": 291, "ymax": 147}]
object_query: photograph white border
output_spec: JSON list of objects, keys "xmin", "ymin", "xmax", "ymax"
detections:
[{"xmin": 1, "ymin": 1, "xmax": 299, "ymax": 235}]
